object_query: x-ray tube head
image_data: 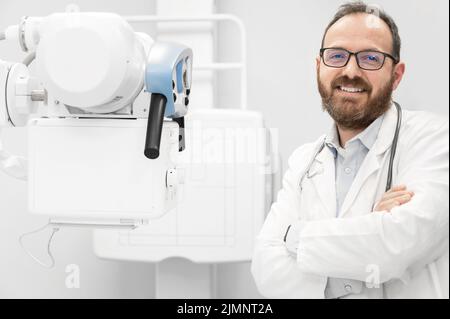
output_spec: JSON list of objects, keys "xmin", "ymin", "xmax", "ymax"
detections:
[{"xmin": 36, "ymin": 12, "xmax": 151, "ymax": 113}]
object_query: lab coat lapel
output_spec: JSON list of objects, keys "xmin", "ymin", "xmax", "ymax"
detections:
[
  {"xmin": 310, "ymin": 147, "xmax": 337, "ymax": 218},
  {"xmin": 339, "ymin": 104, "xmax": 399, "ymax": 218}
]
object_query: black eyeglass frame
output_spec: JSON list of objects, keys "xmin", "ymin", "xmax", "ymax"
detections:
[{"xmin": 320, "ymin": 47, "xmax": 400, "ymax": 71}]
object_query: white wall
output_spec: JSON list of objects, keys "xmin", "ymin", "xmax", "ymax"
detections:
[{"xmin": 0, "ymin": 0, "xmax": 448, "ymax": 299}]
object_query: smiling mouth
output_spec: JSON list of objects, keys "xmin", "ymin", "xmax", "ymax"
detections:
[{"xmin": 336, "ymin": 86, "xmax": 367, "ymax": 94}]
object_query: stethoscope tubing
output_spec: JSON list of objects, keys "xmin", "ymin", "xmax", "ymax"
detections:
[{"xmin": 299, "ymin": 102, "xmax": 403, "ymax": 193}]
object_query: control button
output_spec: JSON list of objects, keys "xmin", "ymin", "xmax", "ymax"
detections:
[
  {"xmin": 344, "ymin": 167, "xmax": 352, "ymax": 174},
  {"xmin": 172, "ymin": 80, "xmax": 175, "ymax": 89},
  {"xmin": 186, "ymin": 89, "xmax": 191, "ymax": 96},
  {"xmin": 173, "ymin": 93, "xmax": 177, "ymax": 103},
  {"xmin": 184, "ymin": 97, "xmax": 189, "ymax": 106},
  {"xmin": 344, "ymin": 284, "xmax": 353, "ymax": 293},
  {"xmin": 165, "ymin": 169, "xmax": 178, "ymax": 200}
]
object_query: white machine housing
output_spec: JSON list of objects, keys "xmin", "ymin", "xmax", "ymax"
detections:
[
  {"xmin": 37, "ymin": 12, "xmax": 152, "ymax": 114},
  {"xmin": 28, "ymin": 118, "xmax": 179, "ymax": 220}
]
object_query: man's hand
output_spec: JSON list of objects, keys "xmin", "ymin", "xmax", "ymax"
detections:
[{"xmin": 374, "ymin": 185, "xmax": 415, "ymax": 212}]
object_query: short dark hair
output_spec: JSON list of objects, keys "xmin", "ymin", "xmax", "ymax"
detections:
[{"xmin": 321, "ymin": 1, "xmax": 401, "ymax": 61}]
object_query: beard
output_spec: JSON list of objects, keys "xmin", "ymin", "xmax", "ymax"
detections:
[{"xmin": 318, "ymin": 72, "xmax": 395, "ymax": 130}]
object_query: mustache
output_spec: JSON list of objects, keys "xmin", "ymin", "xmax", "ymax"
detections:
[{"xmin": 331, "ymin": 76, "xmax": 372, "ymax": 92}]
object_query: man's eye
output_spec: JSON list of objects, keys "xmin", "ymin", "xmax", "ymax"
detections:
[
  {"xmin": 363, "ymin": 55, "xmax": 379, "ymax": 62},
  {"xmin": 331, "ymin": 54, "xmax": 345, "ymax": 59}
]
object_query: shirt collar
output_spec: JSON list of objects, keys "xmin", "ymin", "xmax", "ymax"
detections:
[
  {"xmin": 325, "ymin": 113, "xmax": 385, "ymax": 156},
  {"xmin": 355, "ymin": 113, "xmax": 385, "ymax": 150},
  {"xmin": 325, "ymin": 124, "xmax": 340, "ymax": 157}
]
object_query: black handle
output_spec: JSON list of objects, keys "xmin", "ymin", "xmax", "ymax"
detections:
[
  {"xmin": 173, "ymin": 116, "xmax": 185, "ymax": 152},
  {"xmin": 144, "ymin": 93, "xmax": 167, "ymax": 159}
]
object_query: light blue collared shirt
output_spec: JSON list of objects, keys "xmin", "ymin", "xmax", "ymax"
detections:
[
  {"xmin": 325, "ymin": 114, "xmax": 385, "ymax": 216},
  {"xmin": 324, "ymin": 114, "xmax": 385, "ymax": 298}
]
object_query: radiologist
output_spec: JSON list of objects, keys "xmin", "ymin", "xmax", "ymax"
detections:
[{"xmin": 251, "ymin": 1, "xmax": 449, "ymax": 299}]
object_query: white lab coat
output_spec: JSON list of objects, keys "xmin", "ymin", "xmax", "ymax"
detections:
[{"xmin": 251, "ymin": 105, "xmax": 449, "ymax": 299}]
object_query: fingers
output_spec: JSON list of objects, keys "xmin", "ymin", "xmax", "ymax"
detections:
[
  {"xmin": 393, "ymin": 194, "xmax": 413, "ymax": 205},
  {"xmin": 381, "ymin": 190, "xmax": 415, "ymax": 202},
  {"xmin": 375, "ymin": 200, "xmax": 400, "ymax": 212},
  {"xmin": 375, "ymin": 196, "xmax": 411, "ymax": 212},
  {"xmin": 374, "ymin": 185, "xmax": 415, "ymax": 212}
]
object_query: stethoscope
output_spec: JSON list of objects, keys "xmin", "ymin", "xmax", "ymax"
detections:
[{"xmin": 299, "ymin": 101, "xmax": 402, "ymax": 192}]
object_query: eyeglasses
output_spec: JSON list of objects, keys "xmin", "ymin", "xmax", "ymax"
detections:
[{"xmin": 320, "ymin": 47, "xmax": 399, "ymax": 71}]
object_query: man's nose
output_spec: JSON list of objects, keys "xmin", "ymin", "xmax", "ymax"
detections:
[{"xmin": 341, "ymin": 55, "xmax": 363, "ymax": 79}]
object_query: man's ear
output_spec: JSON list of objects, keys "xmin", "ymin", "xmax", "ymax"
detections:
[
  {"xmin": 316, "ymin": 56, "xmax": 321, "ymax": 72},
  {"xmin": 392, "ymin": 62, "xmax": 405, "ymax": 91}
]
